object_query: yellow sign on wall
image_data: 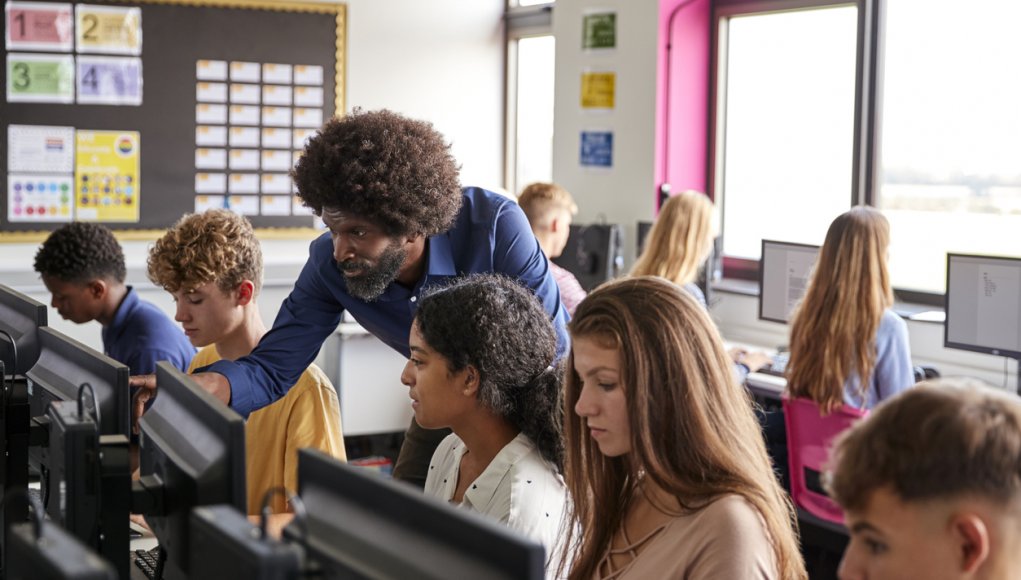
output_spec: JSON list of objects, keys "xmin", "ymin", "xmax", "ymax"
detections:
[
  {"xmin": 580, "ymin": 71, "xmax": 615, "ymax": 109},
  {"xmin": 75, "ymin": 130, "xmax": 141, "ymax": 222}
]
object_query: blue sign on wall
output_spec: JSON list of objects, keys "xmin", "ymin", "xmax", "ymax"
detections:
[{"xmin": 580, "ymin": 131, "xmax": 613, "ymax": 168}]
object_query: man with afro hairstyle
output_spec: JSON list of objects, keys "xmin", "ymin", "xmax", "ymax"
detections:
[
  {"xmin": 33, "ymin": 222, "xmax": 194, "ymax": 376},
  {"xmin": 133, "ymin": 109, "xmax": 569, "ymax": 487}
]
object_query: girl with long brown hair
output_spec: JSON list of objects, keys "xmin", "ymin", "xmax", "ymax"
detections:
[
  {"xmin": 785, "ymin": 206, "xmax": 914, "ymax": 412},
  {"xmin": 562, "ymin": 276, "xmax": 806, "ymax": 580}
]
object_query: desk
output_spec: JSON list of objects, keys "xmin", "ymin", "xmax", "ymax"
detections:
[{"xmin": 746, "ymin": 371, "xmax": 786, "ymax": 405}]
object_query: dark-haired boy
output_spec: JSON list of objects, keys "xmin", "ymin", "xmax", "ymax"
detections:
[
  {"xmin": 34, "ymin": 222, "xmax": 194, "ymax": 375},
  {"xmin": 133, "ymin": 108, "xmax": 569, "ymax": 487},
  {"xmin": 827, "ymin": 378, "xmax": 1021, "ymax": 580}
]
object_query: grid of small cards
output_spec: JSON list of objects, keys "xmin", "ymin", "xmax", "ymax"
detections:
[
  {"xmin": 4, "ymin": 1, "xmax": 143, "ymax": 105},
  {"xmin": 194, "ymin": 59, "xmax": 324, "ymax": 217}
]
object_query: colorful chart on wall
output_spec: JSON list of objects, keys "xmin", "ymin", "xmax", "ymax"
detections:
[{"xmin": 0, "ymin": 0, "xmax": 346, "ymax": 240}]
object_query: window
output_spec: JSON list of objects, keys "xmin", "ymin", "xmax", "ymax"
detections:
[
  {"xmin": 878, "ymin": 0, "xmax": 1021, "ymax": 293},
  {"xmin": 505, "ymin": 3, "xmax": 554, "ymax": 197},
  {"xmin": 715, "ymin": 4, "xmax": 858, "ymax": 261}
]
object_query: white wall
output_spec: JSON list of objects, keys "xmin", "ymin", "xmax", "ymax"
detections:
[
  {"xmin": 343, "ymin": 0, "xmax": 505, "ymax": 190},
  {"xmin": 551, "ymin": 0, "xmax": 660, "ymax": 266}
]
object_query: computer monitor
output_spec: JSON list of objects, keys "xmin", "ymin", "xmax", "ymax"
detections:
[
  {"xmin": 189, "ymin": 505, "xmax": 302, "ymax": 580},
  {"xmin": 636, "ymin": 222, "xmax": 722, "ymax": 306},
  {"xmin": 552, "ymin": 223, "xmax": 624, "ymax": 291},
  {"xmin": 759, "ymin": 240, "xmax": 820, "ymax": 324},
  {"xmin": 134, "ymin": 361, "xmax": 246, "ymax": 579},
  {"xmin": 291, "ymin": 448, "xmax": 546, "ymax": 579},
  {"xmin": 945, "ymin": 253, "xmax": 1021, "ymax": 392},
  {"xmin": 26, "ymin": 327, "xmax": 130, "ymax": 437},
  {"xmin": 0, "ymin": 284, "xmax": 47, "ymax": 376},
  {"xmin": 636, "ymin": 220, "xmax": 653, "ymax": 257}
]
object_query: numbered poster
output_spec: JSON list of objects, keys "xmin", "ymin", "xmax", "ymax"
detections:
[
  {"xmin": 77, "ymin": 56, "xmax": 142, "ymax": 105},
  {"xmin": 6, "ymin": 52, "xmax": 74, "ymax": 103},
  {"xmin": 75, "ymin": 130, "xmax": 140, "ymax": 222},
  {"xmin": 5, "ymin": 1, "xmax": 73, "ymax": 51},
  {"xmin": 75, "ymin": 4, "xmax": 141, "ymax": 55}
]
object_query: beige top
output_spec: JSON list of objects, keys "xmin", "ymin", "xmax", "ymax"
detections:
[{"xmin": 594, "ymin": 494, "xmax": 777, "ymax": 580}]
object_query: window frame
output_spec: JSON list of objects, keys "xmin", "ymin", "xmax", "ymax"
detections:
[
  {"xmin": 708, "ymin": 0, "xmax": 882, "ymax": 284},
  {"xmin": 504, "ymin": 2, "xmax": 554, "ymax": 196}
]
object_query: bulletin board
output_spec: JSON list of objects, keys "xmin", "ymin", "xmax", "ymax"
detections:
[{"xmin": 0, "ymin": 0, "xmax": 345, "ymax": 241}]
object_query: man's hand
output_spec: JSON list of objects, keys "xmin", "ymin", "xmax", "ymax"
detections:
[
  {"xmin": 130, "ymin": 374, "xmax": 157, "ymax": 434},
  {"xmin": 729, "ymin": 348, "xmax": 774, "ymax": 373},
  {"xmin": 130, "ymin": 372, "xmax": 232, "ymax": 434}
]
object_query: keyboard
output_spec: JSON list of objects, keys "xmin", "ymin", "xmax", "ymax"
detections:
[
  {"xmin": 133, "ymin": 546, "xmax": 164, "ymax": 580},
  {"xmin": 758, "ymin": 351, "xmax": 790, "ymax": 377}
]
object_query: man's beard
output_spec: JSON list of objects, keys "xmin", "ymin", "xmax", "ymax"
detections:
[{"xmin": 338, "ymin": 242, "xmax": 408, "ymax": 302}]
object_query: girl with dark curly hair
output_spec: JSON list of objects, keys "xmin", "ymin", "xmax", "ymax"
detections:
[{"xmin": 401, "ymin": 274, "xmax": 567, "ymax": 574}]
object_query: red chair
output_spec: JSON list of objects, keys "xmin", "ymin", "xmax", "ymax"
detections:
[{"xmin": 782, "ymin": 396, "xmax": 867, "ymax": 526}]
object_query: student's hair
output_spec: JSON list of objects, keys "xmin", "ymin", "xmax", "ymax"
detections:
[
  {"xmin": 517, "ymin": 182, "xmax": 578, "ymax": 229},
  {"xmin": 630, "ymin": 191, "xmax": 714, "ymax": 286},
  {"xmin": 786, "ymin": 206, "xmax": 893, "ymax": 412},
  {"xmin": 147, "ymin": 209, "xmax": 264, "ymax": 296},
  {"xmin": 292, "ymin": 108, "xmax": 463, "ymax": 238},
  {"xmin": 562, "ymin": 276, "xmax": 804, "ymax": 580},
  {"xmin": 34, "ymin": 222, "xmax": 127, "ymax": 284},
  {"xmin": 414, "ymin": 274, "xmax": 563, "ymax": 469},
  {"xmin": 827, "ymin": 378, "xmax": 1021, "ymax": 511}
]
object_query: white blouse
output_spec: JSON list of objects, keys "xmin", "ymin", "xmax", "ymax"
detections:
[{"xmin": 424, "ymin": 432, "xmax": 570, "ymax": 575}]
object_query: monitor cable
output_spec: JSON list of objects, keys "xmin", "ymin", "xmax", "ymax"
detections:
[
  {"xmin": 259, "ymin": 486, "xmax": 308, "ymax": 542},
  {"xmin": 77, "ymin": 381, "xmax": 102, "ymax": 428}
]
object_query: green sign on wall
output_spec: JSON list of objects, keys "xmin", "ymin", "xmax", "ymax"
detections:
[{"xmin": 582, "ymin": 12, "xmax": 616, "ymax": 50}]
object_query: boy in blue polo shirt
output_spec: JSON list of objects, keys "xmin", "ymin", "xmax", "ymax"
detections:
[{"xmin": 34, "ymin": 222, "xmax": 194, "ymax": 375}]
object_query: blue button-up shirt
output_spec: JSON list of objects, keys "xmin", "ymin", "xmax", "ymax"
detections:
[
  {"xmin": 207, "ymin": 187, "xmax": 570, "ymax": 417},
  {"xmin": 102, "ymin": 286, "xmax": 195, "ymax": 375}
]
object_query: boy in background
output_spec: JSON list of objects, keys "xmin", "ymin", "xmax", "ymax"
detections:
[
  {"xmin": 147, "ymin": 209, "xmax": 345, "ymax": 517},
  {"xmin": 517, "ymin": 182, "xmax": 587, "ymax": 316},
  {"xmin": 827, "ymin": 378, "xmax": 1021, "ymax": 580},
  {"xmin": 34, "ymin": 222, "xmax": 194, "ymax": 374}
]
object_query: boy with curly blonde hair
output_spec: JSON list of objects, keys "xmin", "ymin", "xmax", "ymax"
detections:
[{"xmin": 148, "ymin": 209, "xmax": 346, "ymax": 517}]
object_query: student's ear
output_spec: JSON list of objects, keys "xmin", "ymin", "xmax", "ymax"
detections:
[
  {"xmin": 462, "ymin": 365, "xmax": 480, "ymax": 397},
  {"xmin": 549, "ymin": 215, "xmax": 562, "ymax": 234},
  {"xmin": 236, "ymin": 280, "xmax": 256, "ymax": 306},
  {"xmin": 952, "ymin": 513, "xmax": 990, "ymax": 573},
  {"xmin": 87, "ymin": 279, "xmax": 107, "ymax": 300}
]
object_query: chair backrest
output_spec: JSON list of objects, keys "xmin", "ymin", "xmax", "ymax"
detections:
[{"xmin": 783, "ymin": 396, "xmax": 867, "ymax": 525}]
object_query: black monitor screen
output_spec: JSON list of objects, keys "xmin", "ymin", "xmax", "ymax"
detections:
[
  {"xmin": 26, "ymin": 327, "xmax": 129, "ymax": 437},
  {"xmin": 138, "ymin": 362, "xmax": 246, "ymax": 578},
  {"xmin": 0, "ymin": 284, "xmax": 47, "ymax": 375},
  {"xmin": 552, "ymin": 223, "xmax": 623, "ymax": 291},
  {"xmin": 294, "ymin": 449, "xmax": 546, "ymax": 580},
  {"xmin": 945, "ymin": 253, "xmax": 1021, "ymax": 358},
  {"xmin": 759, "ymin": 240, "xmax": 820, "ymax": 324}
]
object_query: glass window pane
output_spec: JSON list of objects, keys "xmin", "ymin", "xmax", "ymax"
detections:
[
  {"xmin": 879, "ymin": 0, "xmax": 1021, "ymax": 293},
  {"xmin": 514, "ymin": 35, "xmax": 556, "ymax": 193},
  {"xmin": 718, "ymin": 6, "xmax": 858, "ymax": 259}
]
